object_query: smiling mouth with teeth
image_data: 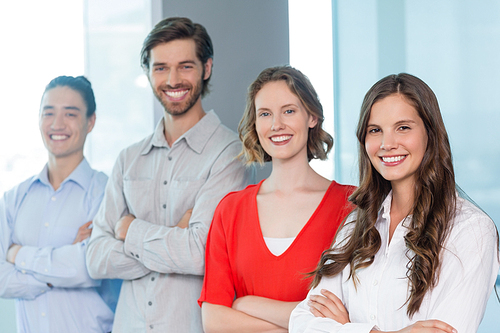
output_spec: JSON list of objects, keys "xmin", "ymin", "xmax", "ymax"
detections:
[
  {"xmin": 381, "ymin": 155, "xmax": 406, "ymax": 163},
  {"xmin": 270, "ymin": 135, "xmax": 292, "ymax": 143},
  {"xmin": 50, "ymin": 135, "xmax": 69, "ymax": 140},
  {"xmin": 165, "ymin": 89, "xmax": 189, "ymax": 98}
]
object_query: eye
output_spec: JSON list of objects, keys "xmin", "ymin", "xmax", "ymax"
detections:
[
  {"xmin": 258, "ymin": 112, "xmax": 271, "ymax": 117},
  {"xmin": 368, "ymin": 127, "xmax": 380, "ymax": 134},
  {"xmin": 398, "ymin": 125, "xmax": 411, "ymax": 131},
  {"xmin": 154, "ymin": 66, "xmax": 165, "ymax": 72},
  {"xmin": 284, "ymin": 109, "xmax": 294, "ymax": 114},
  {"xmin": 41, "ymin": 111, "xmax": 53, "ymax": 117},
  {"xmin": 182, "ymin": 65, "xmax": 193, "ymax": 70},
  {"xmin": 66, "ymin": 113, "xmax": 78, "ymax": 117}
]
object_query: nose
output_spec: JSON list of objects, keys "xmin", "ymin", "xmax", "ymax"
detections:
[
  {"xmin": 380, "ymin": 132, "xmax": 397, "ymax": 150},
  {"xmin": 167, "ymin": 68, "xmax": 181, "ymax": 88},
  {"xmin": 51, "ymin": 112, "xmax": 65, "ymax": 130},
  {"xmin": 271, "ymin": 114, "xmax": 285, "ymax": 131}
]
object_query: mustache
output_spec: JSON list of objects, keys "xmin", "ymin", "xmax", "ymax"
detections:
[{"xmin": 162, "ymin": 83, "xmax": 191, "ymax": 90}]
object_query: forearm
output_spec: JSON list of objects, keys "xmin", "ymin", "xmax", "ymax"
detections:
[
  {"xmin": 233, "ymin": 295, "xmax": 299, "ymax": 329},
  {"xmin": 123, "ymin": 218, "xmax": 208, "ymax": 275},
  {"xmin": 202, "ymin": 302, "xmax": 287, "ymax": 333},
  {"xmin": 14, "ymin": 242, "xmax": 99, "ymax": 288}
]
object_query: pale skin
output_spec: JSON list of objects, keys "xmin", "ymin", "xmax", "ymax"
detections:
[
  {"xmin": 202, "ymin": 81, "xmax": 329, "ymax": 332},
  {"xmin": 7, "ymin": 86, "xmax": 96, "ymax": 264},
  {"xmin": 308, "ymin": 94, "xmax": 456, "ymax": 333},
  {"xmin": 115, "ymin": 39, "xmax": 212, "ymax": 240}
]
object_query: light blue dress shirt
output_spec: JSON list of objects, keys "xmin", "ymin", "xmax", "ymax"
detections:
[{"xmin": 0, "ymin": 159, "xmax": 120, "ymax": 333}]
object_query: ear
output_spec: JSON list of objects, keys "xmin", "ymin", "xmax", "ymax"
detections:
[
  {"xmin": 86, "ymin": 113, "xmax": 96, "ymax": 134},
  {"xmin": 203, "ymin": 58, "xmax": 213, "ymax": 80},
  {"xmin": 308, "ymin": 114, "xmax": 318, "ymax": 129}
]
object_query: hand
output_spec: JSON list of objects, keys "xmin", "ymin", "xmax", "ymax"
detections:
[
  {"xmin": 6, "ymin": 244, "xmax": 22, "ymax": 264},
  {"xmin": 114, "ymin": 214, "xmax": 136, "ymax": 241},
  {"xmin": 176, "ymin": 209, "xmax": 193, "ymax": 229},
  {"xmin": 308, "ymin": 289, "xmax": 350, "ymax": 324},
  {"xmin": 389, "ymin": 320, "xmax": 457, "ymax": 333},
  {"xmin": 72, "ymin": 221, "xmax": 93, "ymax": 244}
]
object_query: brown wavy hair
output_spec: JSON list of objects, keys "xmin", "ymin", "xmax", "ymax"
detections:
[
  {"xmin": 311, "ymin": 73, "xmax": 457, "ymax": 317},
  {"xmin": 238, "ymin": 66, "xmax": 333, "ymax": 165}
]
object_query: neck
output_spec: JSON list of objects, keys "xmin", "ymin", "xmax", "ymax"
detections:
[
  {"xmin": 47, "ymin": 153, "xmax": 83, "ymax": 190},
  {"xmin": 163, "ymin": 99, "xmax": 205, "ymax": 146},
  {"xmin": 390, "ymin": 180, "xmax": 415, "ymax": 218},
  {"xmin": 265, "ymin": 154, "xmax": 320, "ymax": 193}
]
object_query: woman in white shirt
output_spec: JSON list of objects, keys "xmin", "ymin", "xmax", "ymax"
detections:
[{"xmin": 289, "ymin": 73, "xmax": 500, "ymax": 333}]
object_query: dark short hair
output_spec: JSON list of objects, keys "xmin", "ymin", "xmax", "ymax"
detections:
[
  {"xmin": 140, "ymin": 17, "xmax": 214, "ymax": 97},
  {"xmin": 43, "ymin": 76, "xmax": 96, "ymax": 117},
  {"xmin": 238, "ymin": 65, "xmax": 333, "ymax": 165}
]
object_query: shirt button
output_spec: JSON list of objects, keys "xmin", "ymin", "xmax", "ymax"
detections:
[
  {"xmin": 168, "ymin": 156, "xmax": 172, "ymax": 161},
  {"xmin": 41, "ymin": 312, "xmax": 46, "ymax": 317},
  {"xmin": 136, "ymin": 254, "xmax": 139, "ymax": 258},
  {"xmin": 130, "ymin": 252, "xmax": 134, "ymax": 256},
  {"xmin": 151, "ymin": 277, "xmax": 155, "ymax": 281},
  {"xmin": 21, "ymin": 270, "xmax": 26, "ymax": 274},
  {"xmin": 44, "ymin": 269, "xmax": 48, "ymax": 273},
  {"xmin": 163, "ymin": 180, "xmax": 167, "ymax": 185},
  {"xmin": 21, "ymin": 262, "xmax": 25, "ymax": 266},
  {"xmin": 370, "ymin": 314, "xmax": 376, "ymax": 320},
  {"xmin": 149, "ymin": 325, "xmax": 154, "ymax": 329},
  {"xmin": 373, "ymin": 280, "xmax": 378, "ymax": 286},
  {"xmin": 148, "ymin": 301, "xmax": 152, "ymax": 306},
  {"xmin": 162, "ymin": 204, "xmax": 166, "ymax": 209},
  {"xmin": 44, "ymin": 223, "xmax": 49, "ymax": 227},
  {"xmin": 51, "ymin": 197, "xmax": 56, "ymax": 201}
]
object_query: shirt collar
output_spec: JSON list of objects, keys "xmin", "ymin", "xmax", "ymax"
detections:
[
  {"xmin": 32, "ymin": 158, "xmax": 93, "ymax": 191},
  {"xmin": 141, "ymin": 110, "xmax": 221, "ymax": 155},
  {"xmin": 379, "ymin": 190, "xmax": 412, "ymax": 228}
]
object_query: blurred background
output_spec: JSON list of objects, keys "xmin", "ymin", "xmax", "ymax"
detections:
[{"xmin": 0, "ymin": 0, "xmax": 498, "ymax": 331}]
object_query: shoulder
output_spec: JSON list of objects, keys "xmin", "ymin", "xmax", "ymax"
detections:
[
  {"xmin": 447, "ymin": 197, "xmax": 498, "ymax": 251},
  {"xmin": 0, "ymin": 175, "xmax": 38, "ymax": 216},
  {"xmin": 118, "ymin": 132, "xmax": 155, "ymax": 160},
  {"xmin": 327, "ymin": 181, "xmax": 356, "ymax": 199},
  {"xmin": 87, "ymin": 168, "xmax": 109, "ymax": 197},
  {"xmin": 217, "ymin": 183, "xmax": 258, "ymax": 208}
]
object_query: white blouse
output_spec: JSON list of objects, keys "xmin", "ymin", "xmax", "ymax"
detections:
[{"xmin": 290, "ymin": 193, "xmax": 499, "ymax": 333}]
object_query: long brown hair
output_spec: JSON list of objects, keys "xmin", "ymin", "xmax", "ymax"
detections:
[
  {"xmin": 311, "ymin": 73, "xmax": 456, "ymax": 317},
  {"xmin": 238, "ymin": 65, "xmax": 333, "ymax": 165}
]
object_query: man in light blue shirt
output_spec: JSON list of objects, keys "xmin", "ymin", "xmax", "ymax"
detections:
[{"xmin": 0, "ymin": 76, "xmax": 120, "ymax": 333}]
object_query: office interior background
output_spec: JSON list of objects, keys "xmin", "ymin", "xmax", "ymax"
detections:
[{"xmin": 0, "ymin": 0, "xmax": 499, "ymax": 331}]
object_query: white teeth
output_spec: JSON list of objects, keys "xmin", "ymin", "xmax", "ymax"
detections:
[
  {"xmin": 382, "ymin": 155, "xmax": 405, "ymax": 163},
  {"xmin": 165, "ymin": 90, "xmax": 188, "ymax": 98},
  {"xmin": 271, "ymin": 135, "xmax": 292, "ymax": 143},
  {"xmin": 51, "ymin": 135, "xmax": 68, "ymax": 140}
]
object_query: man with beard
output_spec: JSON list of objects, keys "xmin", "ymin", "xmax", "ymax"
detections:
[{"xmin": 86, "ymin": 17, "xmax": 252, "ymax": 332}]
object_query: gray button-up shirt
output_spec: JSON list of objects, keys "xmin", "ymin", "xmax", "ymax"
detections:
[{"xmin": 86, "ymin": 111, "xmax": 253, "ymax": 332}]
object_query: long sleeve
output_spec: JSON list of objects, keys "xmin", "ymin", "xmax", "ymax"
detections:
[
  {"xmin": 0, "ymin": 191, "xmax": 50, "ymax": 299},
  {"xmin": 122, "ymin": 141, "xmax": 250, "ymax": 275},
  {"xmin": 86, "ymin": 151, "xmax": 151, "ymax": 280}
]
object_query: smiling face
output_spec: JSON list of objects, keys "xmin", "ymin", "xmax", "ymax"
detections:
[
  {"xmin": 254, "ymin": 81, "xmax": 317, "ymax": 162},
  {"xmin": 39, "ymin": 86, "xmax": 95, "ymax": 163},
  {"xmin": 147, "ymin": 39, "xmax": 212, "ymax": 117},
  {"xmin": 365, "ymin": 94, "xmax": 428, "ymax": 190}
]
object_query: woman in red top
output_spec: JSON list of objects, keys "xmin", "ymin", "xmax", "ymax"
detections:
[{"xmin": 199, "ymin": 66, "xmax": 355, "ymax": 332}]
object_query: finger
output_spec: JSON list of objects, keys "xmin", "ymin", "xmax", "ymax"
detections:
[
  {"xmin": 81, "ymin": 221, "xmax": 93, "ymax": 229},
  {"xmin": 308, "ymin": 296, "xmax": 336, "ymax": 317},
  {"xmin": 320, "ymin": 289, "xmax": 345, "ymax": 309},
  {"xmin": 308, "ymin": 304, "xmax": 326, "ymax": 318},
  {"xmin": 420, "ymin": 320, "xmax": 457, "ymax": 333}
]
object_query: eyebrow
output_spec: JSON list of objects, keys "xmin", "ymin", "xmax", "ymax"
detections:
[
  {"xmin": 367, "ymin": 119, "xmax": 418, "ymax": 127},
  {"xmin": 152, "ymin": 60, "xmax": 197, "ymax": 67},
  {"xmin": 41, "ymin": 105, "xmax": 82, "ymax": 111}
]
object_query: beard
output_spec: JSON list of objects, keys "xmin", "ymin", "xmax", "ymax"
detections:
[{"xmin": 154, "ymin": 74, "xmax": 204, "ymax": 117}]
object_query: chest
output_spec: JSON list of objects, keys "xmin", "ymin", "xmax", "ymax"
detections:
[
  {"xmin": 122, "ymin": 147, "xmax": 213, "ymax": 226},
  {"xmin": 13, "ymin": 185, "xmax": 88, "ymax": 247},
  {"xmin": 256, "ymin": 191, "xmax": 325, "ymax": 238}
]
